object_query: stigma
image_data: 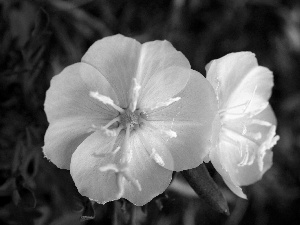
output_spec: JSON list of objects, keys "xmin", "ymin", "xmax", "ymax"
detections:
[{"xmin": 119, "ymin": 109, "xmax": 141, "ymax": 130}]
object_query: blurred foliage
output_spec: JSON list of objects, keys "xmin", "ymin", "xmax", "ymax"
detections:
[{"xmin": 0, "ymin": 0, "xmax": 300, "ymax": 224}]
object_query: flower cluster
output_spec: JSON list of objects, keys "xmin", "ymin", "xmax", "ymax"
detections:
[{"xmin": 43, "ymin": 35, "xmax": 279, "ymax": 205}]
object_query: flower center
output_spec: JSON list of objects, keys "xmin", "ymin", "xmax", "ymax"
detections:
[
  {"xmin": 119, "ymin": 109, "xmax": 141, "ymax": 130},
  {"xmin": 89, "ymin": 89, "xmax": 146, "ymax": 198}
]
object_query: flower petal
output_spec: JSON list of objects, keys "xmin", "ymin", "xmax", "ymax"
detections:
[
  {"xmin": 206, "ymin": 52, "xmax": 257, "ymax": 102},
  {"xmin": 209, "ymin": 132, "xmax": 247, "ymax": 199},
  {"xmin": 206, "ymin": 52, "xmax": 273, "ymax": 113},
  {"xmin": 81, "ymin": 34, "xmax": 141, "ymax": 108},
  {"xmin": 44, "ymin": 62, "xmax": 119, "ymax": 169},
  {"xmin": 70, "ymin": 131, "xmax": 122, "ymax": 204},
  {"xmin": 135, "ymin": 40, "xmax": 190, "ymax": 90},
  {"xmin": 70, "ymin": 130, "xmax": 172, "ymax": 206},
  {"xmin": 226, "ymin": 66, "xmax": 273, "ymax": 117},
  {"xmin": 219, "ymin": 106, "xmax": 278, "ymax": 186},
  {"xmin": 45, "ymin": 62, "xmax": 119, "ymax": 123},
  {"xmin": 139, "ymin": 70, "xmax": 218, "ymax": 171},
  {"xmin": 44, "ymin": 118, "xmax": 93, "ymax": 169},
  {"xmin": 138, "ymin": 66, "xmax": 191, "ymax": 110},
  {"xmin": 210, "ymin": 105, "xmax": 279, "ymax": 198},
  {"xmin": 122, "ymin": 132, "xmax": 173, "ymax": 206}
]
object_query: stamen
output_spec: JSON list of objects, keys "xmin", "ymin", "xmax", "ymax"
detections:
[
  {"xmin": 115, "ymin": 171, "xmax": 142, "ymax": 197},
  {"xmin": 243, "ymin": 85, "xmax": 257, "ymax": 113},
  {"xmin": 138, "ymin": 132, "xmax": 166, "ymax": 167},
  {"xmin": 219, "ymin": 85, "xmax": 259, "ymax": 119},
  {"xmin": 150, "ymin": 148, "xmax": 165, "ymax": 167},
  {"xmin": 222, "ymin": 126, "xmax": 259, "ymax": 146},
  {"xmin": 257, "ymin": 126, "xmax": 279, "ymax": 172},
  {"xmin": 242, "ymin": 125, "xmax": 262, "ymax": 140},
  {"xmin": 264, "ymin": 126, "xmax": 280, "ymax": 149},
  {"xmin": 164, "ymin": 129, "xmax": 177, "ymax": 138},
  {"xmin": 140, "ymin": 118, "xmax": 177, "ymax": 140},
  {"xmin": 136, "ymin": 180, "xmax": 142, "ymax": 191},
  {"xmin": 237, "ymin": 143, "xmax": 255, "ymax": 167},
  {"xmin": 118, "ymin": 125, "xmax": 132, "ymax": 165},
  {"xmin": 150, "ymin": 97, "xmax": 181, "ymax": 110},
  {"xmin": 218, "ymin": 102, "xmax": 249, "ymax": 115},
  {"xmin": 248, "ymin": 132, "xmax": 262, "ymax": 140},
  {"xmin": 251, "ymin": 119, "xmax": 272, "ymax": 127},
  {"xmin": 102, "ymin": 117, "xmax": 120, "ymax": 129},
  {"xmin": 87, "ymin": 124, "xmax": 98, "ymax": 132},
  {"xmin": 257, "ymin": 145, "xmax": 266, "ymax": 172},
  {"xmin": 116, "ymin": 175, "xmax": 125, "ymax": 199},
  {"xmin": 99, "ymin": 164, "xmax": 119, "ymax": 172},
  {"xmin": 121, "ymin": 168, "xmax": 142, "ymax": 191},
  {"xmin": 238, "ymin": 144, "xmax": 249, "ymax": 166},
  {"xmin": 90, "ymin": 91, "xmax": 124, "ymax": 113},
  {"xmin": 129, "ymin": 78, "xmax": 141, "ymax": 112},
  {"xmin": 99, "ymin": 163, "xmax": 142, "ymax": 198},
  {"xmin": 112, "ymin": 146, "xmax": 121, "ymax": 155},
  {"xmin": 247, "ymin": 153, "xmax": 255, "ymax": 165},
  {"xmin": 101, "ymin": 126, "xmax": 122, "ymax": 137}
]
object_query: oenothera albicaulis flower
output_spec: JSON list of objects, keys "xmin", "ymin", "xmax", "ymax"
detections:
[
  {"xmin": 205, "ymin": 52, "xmax": 280, "ymax": 198},
  {"xmin": 43, "ymin": 34, "xmax": 217, "ymax": 206}
]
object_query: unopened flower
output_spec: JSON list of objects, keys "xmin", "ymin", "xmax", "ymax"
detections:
[
  {"xmin": 205, "ymin": 52, "xmax": 280, "ymax": 198},
  {"xmin": 43, "ymin": 34, "xmax": 217, "ymax": 205}
]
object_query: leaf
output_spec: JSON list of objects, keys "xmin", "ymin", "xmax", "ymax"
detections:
[{"xmin": 181, "ymin": 163, "xmax": 230, "ymax": 215}]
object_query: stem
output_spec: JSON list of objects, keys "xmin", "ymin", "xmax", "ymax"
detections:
[{"xmin": 181, "ymin": 163, "xmax": 230, "ymax": 215}]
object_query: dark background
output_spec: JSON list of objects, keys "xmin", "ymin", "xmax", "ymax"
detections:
[{"xmin": 1, "ymin": 0, "xmax": 300, "ymax": 224}]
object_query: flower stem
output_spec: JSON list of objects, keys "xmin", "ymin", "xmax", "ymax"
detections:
[{"xmin": 181, "ymin": 163, "xmax": 230, "ymax": 215}]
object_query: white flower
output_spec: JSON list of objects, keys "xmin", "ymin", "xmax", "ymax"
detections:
[
  {"xmin": 43, "ymin": 35, "xmax": 217, "ymax": 205},
  {"xmin": 206, "ymin": 52, "xmax": 280, "ymax": 198}
]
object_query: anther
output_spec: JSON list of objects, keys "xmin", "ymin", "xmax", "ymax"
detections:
[
  {"xmin": 243, "ymin": 85, "xmax": 257, "ymax": 113},
  {"xmin": 129, "ymin": 78, "xmax": 141, "ymax": 112},
  {"xmin": 89, "ymin": 91, "xmax": 124, "ymax": 113},
  {"xmin": 150, "ymin": 97, "xmax": 181, "ymax": 110}
]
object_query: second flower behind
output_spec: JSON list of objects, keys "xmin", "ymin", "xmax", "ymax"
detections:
[{"xmin": 205, "ymin": 52, "xmax": 280, "ymax": 198}]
